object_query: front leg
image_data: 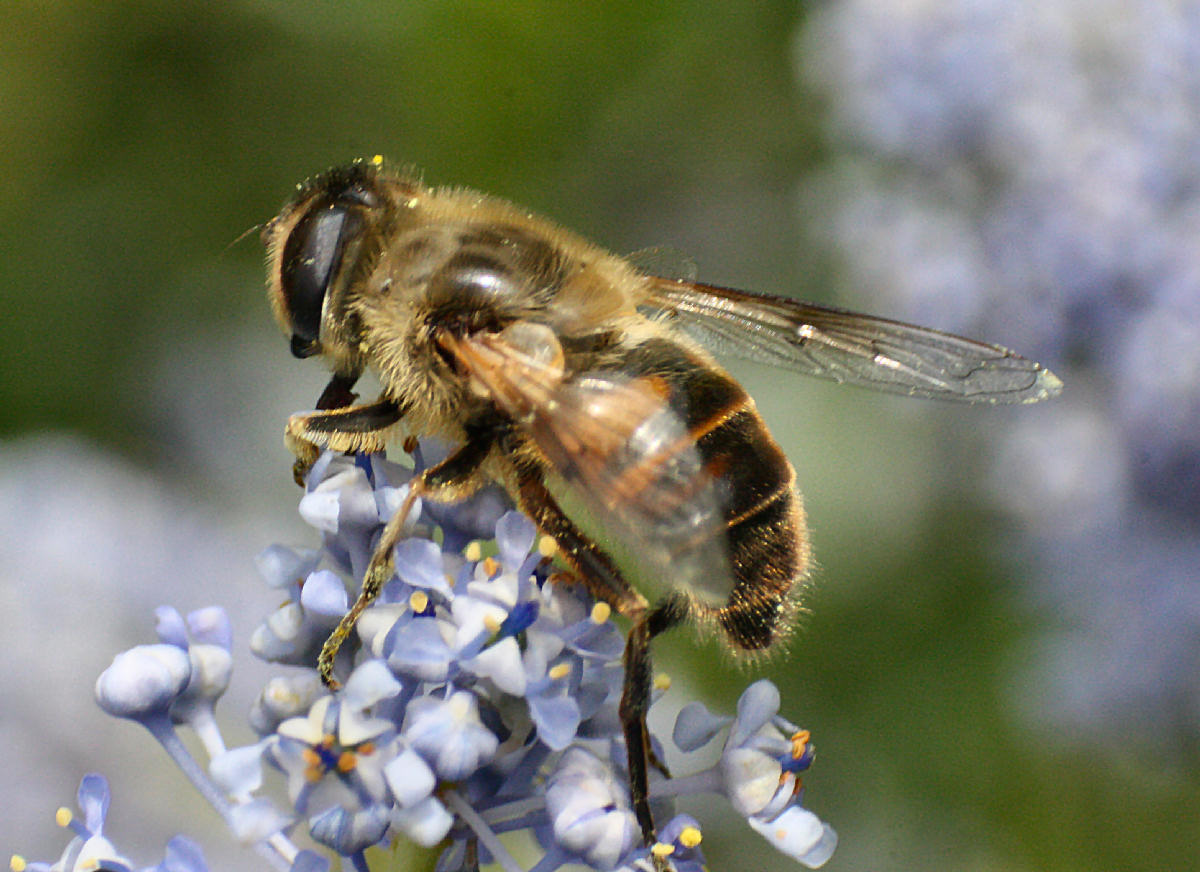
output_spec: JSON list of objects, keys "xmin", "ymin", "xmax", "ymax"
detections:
[
  {"xmin": 317, "ymin": 421, "xmax": 499, "ymax": 688},
  {"xmin": 285, "ymin": 396, "xmax": 405, "ymax": 485}
]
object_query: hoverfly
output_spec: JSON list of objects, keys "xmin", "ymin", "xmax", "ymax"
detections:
[{"xmin": 263, "ymin": 155, "xmax": 1061, "ymax": 851}]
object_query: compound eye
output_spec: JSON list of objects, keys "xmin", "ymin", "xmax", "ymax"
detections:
[{"xmin": 280, "ymin": 204, "xmax": 357, "ymax": 356}]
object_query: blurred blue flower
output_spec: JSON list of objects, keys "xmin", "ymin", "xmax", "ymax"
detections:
[
  {"xmin": 799, "ymin": 0, "xmax": 1200, "ymax": 744},
  {"xmin": 11, "ymin": 774, "xmax": 208, "ymax": 872}
]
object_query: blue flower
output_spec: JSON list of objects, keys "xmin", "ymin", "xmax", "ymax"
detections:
[
  {"xmin": 153, "ymin": 606, "xmax": 233, "ymax": 750},
  {"xmin": 264, "ymin": 664, "xmax": 403, "ymax": 854},
  {"xmin": 95, "ymin": 644, "xmax": 191, "ymax": 721},
  {"xmin": 545, "ymin": 746, "xmax": 640, "ymax": 870},
  {"xmin": 11, "ymin": 774, "xmax": 209, "ymax": 872},
  {"xmin": 87, "ymin": 446, "xmax": 836, "ymax": 871},
  {"xmin": 402, "ymin": 690, "xmax": 499, "ymax": 780}
]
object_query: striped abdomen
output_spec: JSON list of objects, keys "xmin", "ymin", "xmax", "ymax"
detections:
[{"xmin": 616, "ymin": 336, "xmax": 809, "ymax": 652}]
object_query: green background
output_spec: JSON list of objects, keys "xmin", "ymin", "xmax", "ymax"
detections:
[{"xmin": 2, "ymin": 2, "xmax": 1194, "ymax": 870}]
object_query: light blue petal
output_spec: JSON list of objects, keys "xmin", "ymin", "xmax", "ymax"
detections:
[
  {"xmin": 299, "ymin": 570, "xmax": 349, "ymax": 616},
  {"xmin": 394, "ymin": 538, "xmax": 453, "ymax": 597},
  {"xmin": 153, "ymin": 606, "xmax": 188, "ymax": 648},
  {"xmin": 529, "ymin": 694, "xmax": 581, "ymax": 751},
  {"xmin": 210, "ymin": 743, "xmax": 266, "ymax": 796},
  {"xmin": 255, "ymin": 545, "xmax": 318, "ymax": 589},
  {"xmin": 77, "ymin": 773, "xmax": 111, "ymax": 833},
  {"xmin": 158, "ymin": 835, "xmax": 209, "ymax": 872},
  {"xmin": 673, "ymin": 701, "xmax": 730, "ymax": 752},
  {"xmin": 391, "ymin": 796, "xmax": 454, "ymax": 847},
  {"xmin": 309, "ymin": 803, "xmax": 389, "ymax": 854},
  {"xmin": 186, "ymin": 607, "xmax": 232, "ymax": 650},
  {"xmin": 747, "ymin": 806, "xmax": 837, "ymax": 868},
  {"xmin": 95, "ymin": 644, "xmax": 192, "ymax": 718},
  {"xmin": 383, "ymin": 747, "xmax": 436, "ymax": 807},
  {"xmin": 385, "ymin": 616, "xmax": 451, "ymax": 682},
  {"xmin": 495, "ymin": 510, "xmax": 536, "ymax": 569},
  {"xmin": 342, "ymin": 659, "xmax": 403, "ymax": 710},
  {"xmin": 228, "ymin": 798, "xmax": 293, "ymax": 844},
  {"xmin": 728, "ymin": 679, "xmax": 780, "ymax": 748}
]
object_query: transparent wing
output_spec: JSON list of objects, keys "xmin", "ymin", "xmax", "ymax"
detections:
[
  {"xmin": 641, "ymin": 277, "xmax": 1063, "ymax": 404},
  {"xmin": 438, "ymin": 330, "xmax": 733, "ymax": 604}
]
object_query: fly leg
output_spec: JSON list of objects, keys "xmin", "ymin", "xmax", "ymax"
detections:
[
  {"xmin": 515, "ymin": 463, "xmax": 688, "ymax": 865},
  {"xmin": 284, "ymin": 375, "xmax": 405, "ymax": 484},
  {"xmin": 316, "ymin": 420, "xmax": 498, "ymax": 688}
]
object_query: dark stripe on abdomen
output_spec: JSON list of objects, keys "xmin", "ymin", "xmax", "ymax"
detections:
[
  {"xmin": 618, "ymin": 337, "xmax": 807, "ymax": 651},
  {"xmin": 696, "ymin": 406, "xmax": 805, "ymax": 651}
]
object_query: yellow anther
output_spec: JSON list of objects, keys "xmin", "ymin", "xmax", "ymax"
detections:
[
  {"xmin": 548, "ymin": 663, "xmax": 571, "ymax": 680},
  {"xmin": 651, "ymin": 842, "xmax": 676, "ymax": 859},
  {"xmin": 464, "ymin": 541, "xmax": 483, "ymax": 562},
  {"xmin": 791, "ymin": 729, "xmax": 811, "ymax": 758},
  {"xmin": 337, "ymin": 751, "xmax": 357, "ymax": 773},
  {"xmin": 590, "ymin": 602, "xmax": 611, "ymax": 624},
  {"xmin": 679, "ymin": 825, "xmax": 703, "ymax": 848},
  {"xmin": 54, "ymin": 807, "xmax": 72, "ymax": 827},
  {"xmin": 482, "ymin": 556, "xmax": 501, "ymax": 577},
  {"xmin": 11, "ymin": 855, "xmax": 28, "ymax": 872},
  {"xmin": 538, "ymin": 535, "xmax": 558, "ymax": 558},
  {"xmin": 409, "ymin": 590, "xmax": 429, "ymax": 613},
  {"xmin": 371, "ymin": 154, "xmax": 384, "ymax": 166},
  {"xmin": 483, "ymin": 614, "xmax": 502, "ymax": 634},
  {"xmin": 653, "ymin": 673, "xmax": 672, "ymax": 692}
]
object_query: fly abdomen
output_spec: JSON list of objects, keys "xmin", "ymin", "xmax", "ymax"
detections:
[
  {"xmin": 691, "ymin": 388, "xmax": 806, "ymax": 652},
  {"xmin": 619, "ymin": 337, "xmax": 808, "ymax": 651}
]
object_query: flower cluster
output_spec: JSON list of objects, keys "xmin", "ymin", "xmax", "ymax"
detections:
[
  {"xmin": 33, "ymin": 447, "xmax": 835, "ymax": 872},
  {"xmin": 798, "ymin": 0, "xmax": 1200, "ymax": 742},
  {"xmin": 10, "ymin": 774, "xmax": 210, "ymax": 872}
]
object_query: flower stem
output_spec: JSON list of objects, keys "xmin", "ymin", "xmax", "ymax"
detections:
[{"xmin": 443, "ymin": 787, "xmax": 526, "ymax": 872}]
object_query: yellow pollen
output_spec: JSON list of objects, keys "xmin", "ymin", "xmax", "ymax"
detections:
[
  {"xmin": 302, "ymin": 748, "xmax": 321, "ymax": 766},
  {"xmin": 54, "ymin": 807, "xmax": 72, "ymax": 827},
  {"xmin": 791, "ymin": 729, "xmax": 811, "ymax": 758},
  {"xmin": 651, "ymin": 843, "xmax": 676, "ymax": 858},
  {"xmin": 482, "ymin": 556, "xmax": 500, "ymax": 577},
  {"xmin": 548, "ymin": 663, "xmax": 571, "ymax": 680},
  {"xmin": 590, "ymin": 602, "xmax": 611, "ymax": 624},
  {"xmin": 538, "ymin": 535, "xmax": 558, "ymax": 558},
  {"xmin": 337, "ymin": 751, "xmax": 357, "ymax": 772},
  {"xmin": 464, "ymin": 541, "xmax": 483, "ymax": 562},
  {"xmin": 409, "ymin": 590, "xmax": 429, "ymax": 613},
  {"xmin": 484, "ymin": 614, "xmax": 502, "ymax": 634},
  {"xmin": 359, "ymin": 741, "xmax": 376, "ymax": 755},
  {"xmin": 679, "ymin": 826, "xmax": 703, "ymax": 848},
  {"xmin": 11, "ymin": 856, "xmax": 28, "ymax": 872},
  {"xmin": 371, "ymin": 154, "xmax": 384, "ymax": 166},
  {"xmin": 653, "ymin": 673, "xmax": 672, "ymax": 692}
]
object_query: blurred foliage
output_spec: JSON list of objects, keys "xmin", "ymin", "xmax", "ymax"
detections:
[
  {"xmin": 0, "ymin": 0, "xmax": 817, "ymax": 453},
  {"xmin": 3, "ymin": 2, "xmax": 1196, "ymax": 871}
]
